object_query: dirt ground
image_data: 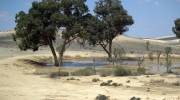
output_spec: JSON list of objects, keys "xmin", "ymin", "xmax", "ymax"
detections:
[{"xmin": 0, "ymin": 54, "xmax": 180, "ymax": 100}]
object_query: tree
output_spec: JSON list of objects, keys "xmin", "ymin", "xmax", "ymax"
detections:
[
  {"xmin": 173, "ymin": 18, "xmax": 180, "ymax": 37},
  {"xmin": 56, "ymin": 0, "xmax": 91, "ymax": 65},
  {"xmin": 14, "ymin": 0, "xmax": 60, "ymax": 66},
  {"xmin": 112, "ymin": 47, "xmax": 126, "ymax": 66},
  {"xmin": 156, "ymin": 50, "xmax": 162, "ymax": 72},
  {"xmin": 146, "ymin": 40, "xmax": 150, "ymax": 51},
  {"xmin": 164, "ymin": 47, "xmax": 172, "ymax": 73},
  {"xmin": 86, "ymin": 0, "xmax": 134, "ymax": 59}
]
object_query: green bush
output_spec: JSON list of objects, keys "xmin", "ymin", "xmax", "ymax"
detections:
[
  {"xmin": 72, "ymin": 67, "xmax": 94, "ymax": 76},
  {"xmin": 113, "ymin": 67, "xmax": 132, "ymax": 76},
  {"xmin": 137, "ymin": 67, "xmax": 146, "ymax": 75}
]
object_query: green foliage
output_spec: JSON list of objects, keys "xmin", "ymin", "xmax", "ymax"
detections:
[
  {"xmin": 113, "ymin": 67, "xmax": 132, "ymax": 76},
  {"xmin": 72, "ymin": 67, "xmax": 94, "ymax": 76},
  {"xmin": 55, "ymin": 0, "xmax": 92, "ymax": 65},
  {"xmin": 14, "ymin": 0, "xmax": 61, "ymax": 66},
  {"xmin": 86, "ymin": 0, "xmax": 134, "ymax": 58},
  {"xmin": 173, "ymin": 18, "xmax": 180, "ymax": 38},
  {"xmin": 137, "ymin": 67, "xmax": 146, "ymax": 75},
  {"xmin": 15, "ymin": 1, "xmax": 60, "ymax": 51}
]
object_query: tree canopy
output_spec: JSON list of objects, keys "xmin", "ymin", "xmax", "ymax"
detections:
[
  {"xmin": 86, "ymin": 0, "xmax": 134, "ymax": 59},
  {"xmin": 173, "ymin": 18, "xmax": 180, "ymax": 38},
  {"xmin": 56, "ymin": 0, "xmax": 92, "ymax": 65},
  {"xmin": 14, "ymin": 0, "xmax": 61, "ymax": 66}
]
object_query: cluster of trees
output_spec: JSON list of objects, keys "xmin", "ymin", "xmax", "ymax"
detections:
[
  {"xmin": 13, "ymin": 0, "xmax": 180, "ymax": 70},
  {"xmin": 13, "ymin": 0, "xmax": 134, "ymax": 66}
]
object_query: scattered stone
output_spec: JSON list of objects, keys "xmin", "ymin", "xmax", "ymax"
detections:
[
  {"xmin": 107, "ymin": 80, "xmax": 113, "ymax": 84},
  {"xmin": 67, "ymin": 77, "xmax": 80, "ymax": 81},
  {"xmin": 92, "ymin": 78, "xmax": 100, "ymax": 82},
  {"xmin": 146, "ymin": 88, "xmax": 150, "ymax": 92},
  {"xmin": 126, "ymin": 80, "xmax": 131, "ymax": 83},
  {"xmin": 112, "ymin": 83, "xmax": 118, "ymax": 87},
  {"xmin": 130, "ymin": 97, "xmax": 141, "ymax": 100},
  {"xmin": 95, "ymin": 94, "xmax": 110, "ymax": 100},
  {"xmin": 100, "ymin": 82, "xmax": 109, "ymax": 86}
]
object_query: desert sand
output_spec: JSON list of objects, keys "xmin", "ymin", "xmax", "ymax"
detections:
[
  {"xmin": 0, "ymin": 32, "xmax": 180, "ymax": 100},
  {"xmin": 0, "ymin": 54, "xmax": 180, "ymax": 100}
]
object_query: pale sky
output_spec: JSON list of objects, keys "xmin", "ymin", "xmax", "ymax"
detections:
[{"xmin": 0, "ymin": 0, "xmax": 180, "ymax": 38}]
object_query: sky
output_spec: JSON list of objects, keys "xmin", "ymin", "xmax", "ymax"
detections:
[{"xmin": 0, "ymin": 0, "xmax": 180, "ymax": 38}]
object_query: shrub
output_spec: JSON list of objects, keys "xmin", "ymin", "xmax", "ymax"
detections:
[
  {"xmin": 99, "ymin": 69, "xmax": 112, "ymax": 77},
  {"xmin": 95, "ymin": 94, "xmax": 110, "ymax": 100},
  {"xmin": 137, "ymin": 67, "xmax": 146, "ymax": 75},
  {"xmin": 67, "ymin": 77, "xmax": 75, "ymax": 80},
  {"xmin": 100, "ymin": 82, "xmax": 109, "ymax": 86},
  {"xmin": 107, "ymin": 80, "xmax": 113, "ymax": 84},
  {"xmin": 130, "ymin": 97, "xmax": 141, "ymax": 100},
  {"xmin": 126, "ymin": 80, "xmax": 131, "ymax": 83},
  {"xmin": 112, "ymin": 83, "xmax": 118, "ymax": 87},
  {"xmin": 172, "ymin": 81, "xmax": 180, "ymax": 86},
  {"xmin": 150, "ymin": 79, "xmax": 165, "ymax": 85},
  {"xmin": 72, "ymin": 67, "xmax": 94, "ymax": 76},
  {"xmin": 92, "ymin": 78, "xmax": 100, "ymax": 82},
  {"xmin": 49, "ymin": 71, "xmax": 69, "ymax": 78},
  {"xmin": 113, "ymin": 67, "xmax": 132, "ymax": 76}
]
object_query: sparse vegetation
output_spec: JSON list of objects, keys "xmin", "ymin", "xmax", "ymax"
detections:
[
  {"xmin": 113, "ymin": 67, "xmax": 132, "ymax": 76},
  {"xmin": 172, "ymin": 81, "xmax": 180, "ymax": 86},
  {"xmin": 156, "ymin": 50, "xmax": 162, "ymax": 71},
  {"xmin": 137, "ymin": 56, "xmax": 144, "ymax": 69},
  {"xmin": 92, "ymin": 78, "xmax": 100, "ymax": 82},
  {"xmin": 72, "ymin": 67, "xmax": 94, "ymax": 76},
  {"xmin": 148, "ymin": 52, "xmax": 154, "ymax": 61},
  {"xmin": 164, "ymin": 47, "xmax": 172, "ymax": 73},
  {"xmin": 100, "ymin": 80, "xmax": 123, "ymax": 87},
  {"xmin": 98, "ymin": 69, "xmax": 113, "ymax": 77},
  {"xmin": 146, "ymin": 40, "xmax": 150, "ymax": 51},
  {"xmin": 112, "ymin": 47, "xmax": 126, "ymax": 65},
  {"xmin": 49, "ymin": 71, "xmax": 69, "ymax": 78},
  {"xmin": 67, "ymin": 77, "xmax": 80, "ymax": 81},
  {"xmin": 130, "ymin": 96, "xmax": 141, "ymax": 100},
  {"xmin": 137, "ymin": 67, "xmax": 146, "ymax": 75},
  {"xmin": 95, "ymin": 94, "xmax": 110, "ymax": 100}
]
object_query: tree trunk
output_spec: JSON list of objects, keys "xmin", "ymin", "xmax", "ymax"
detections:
[
  {"xmin": 48, "ymin": 39, "xmax": 59, "ymax": 66},
  {"xmin": 59, "ymin": 40, "xmax": 66, "ymax": 66},
  {"xmin": 108, "ymin": 40, "xmax": 112, "ymax": 60}
]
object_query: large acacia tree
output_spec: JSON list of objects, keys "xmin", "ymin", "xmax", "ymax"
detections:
[
  {"xmin": 14, "ymin": 0, "xmax": 60, "ymax": 66},
  {"xmin": 87, "ymin": 0, "xmax": 134, "ymax": 59},
  {"xmin": 56, "ymin": 0, "xmax": 91, "ymax": 65}
]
